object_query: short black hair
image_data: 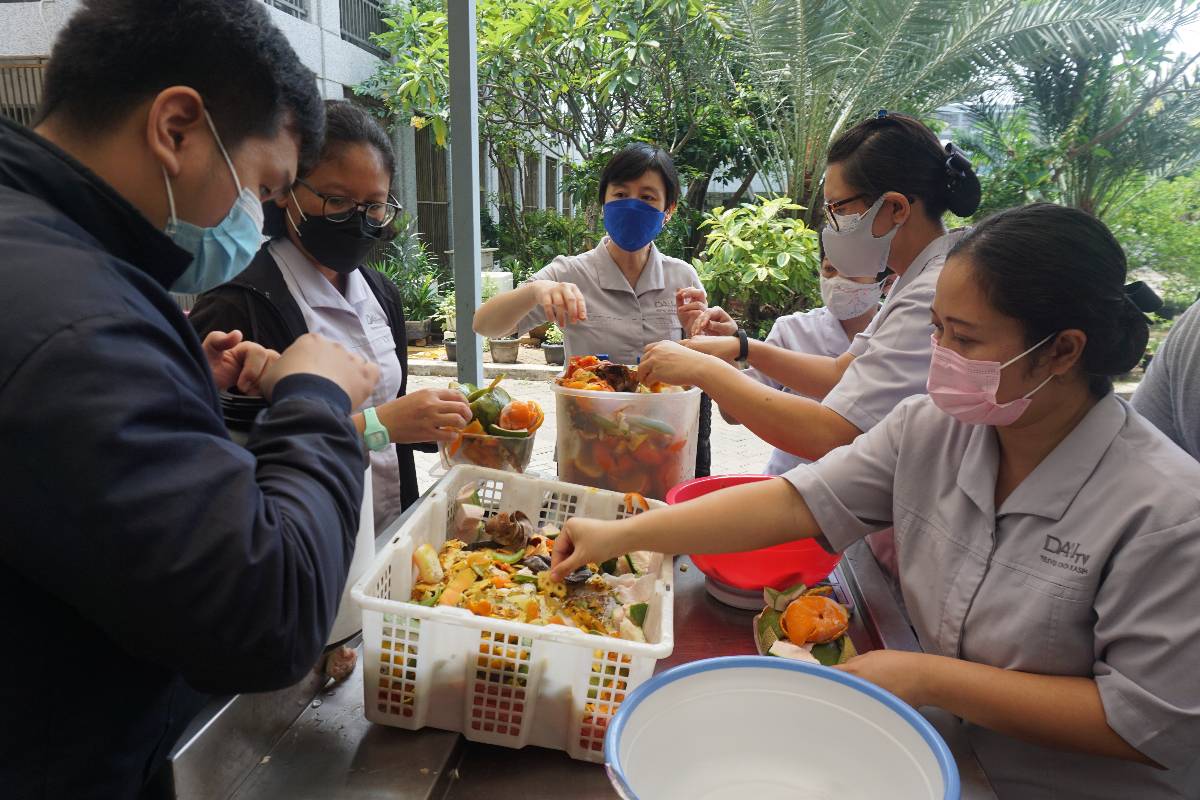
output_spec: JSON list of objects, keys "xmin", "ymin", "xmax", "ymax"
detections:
[
  {"xmin": 828, "ymin": 112, "xmax": 981, "ymax": 220},
  {"xmin": 951, "ymin": 203, "xmax": 1148, "ymax": 397},
  {"xmin": 37, "ymin": 0, "xmax": 324, "ymax": 173},
  {"xmin": 598, "ymin": 143, "xmax": 680, "ymax": 208},
  {"xmin": 315, "ymin": 100, "xmax": 395, "ymax": 181}
]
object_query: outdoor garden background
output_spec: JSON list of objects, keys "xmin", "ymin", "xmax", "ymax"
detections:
[{"xmin": 355, "ymin": 0, "xmax": 1200, "ymax": 381}]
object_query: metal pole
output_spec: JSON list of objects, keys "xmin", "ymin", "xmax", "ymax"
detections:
[{"xmin": 447, "ymin": 0, "xmax": 483, "ymax": 386}]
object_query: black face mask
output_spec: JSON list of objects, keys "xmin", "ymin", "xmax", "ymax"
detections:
[{"xmin": 292, "ymin": 210, "xmax": 386, "ymax": 275}]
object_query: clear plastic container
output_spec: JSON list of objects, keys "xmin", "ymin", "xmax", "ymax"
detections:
[
  {"xmin": 438, "ymin": 432, "xmax": 535, "ymax": 473},
  {"xmin": 552, "ymin": 384, "xmax": 701, "ymax": 501}
]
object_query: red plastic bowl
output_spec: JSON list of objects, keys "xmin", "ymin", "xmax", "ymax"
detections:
[{"xmin": 666, "ymin": 475, "xmax": 842, "ymax": 591}]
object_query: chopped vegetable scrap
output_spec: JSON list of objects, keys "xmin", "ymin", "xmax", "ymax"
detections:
[
  {"xmin": 754, "ymin": 582, "xmax": 856, "ymax": 667},
  {"xmin": 556, "ymin": 355, "xmax": 683, "ymax": 394},
  {"xmin": 557, "ymin": 397, "xmax": 690, "ymax": 500},
  {"xmin": 442, "ymin": 375, "xmax": 543, "ymax": 472},
  {"xmin": 409, "ymin": 489, "xmax": 659, "ymax": 642}
]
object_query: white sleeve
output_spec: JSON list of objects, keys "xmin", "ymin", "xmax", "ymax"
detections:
[{"xmin": 822, "ymin": 267, "xmax": 938, "ymax": 432}]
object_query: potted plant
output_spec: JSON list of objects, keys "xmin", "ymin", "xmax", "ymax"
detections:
[
  {"xmin": 541, "ymin": 323, "xmax": 565, "ymax": 366},
  {"xmin": 480, "ymin": 282, "xmax": 520, "ymax": 363},
  {"xmin": 436, "ymin": 290, "xmax": 457, "ymax": 339},
  {"xmin": 444, "ymin": 336, "xmax": 457, "ymax": 362},
  {"xmin": 402, "ymin": 272, "xmax": 439, "ymax": 343},
  {"xmin": 370, "ymin": 214, "xmax": 441, "ymax": 343},
  {"xmin": 488, "ymin": 335, "xmax": 520, "ymax": 363}
]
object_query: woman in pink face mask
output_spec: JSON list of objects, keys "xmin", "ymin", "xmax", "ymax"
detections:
[{"xmin": 547, "ymin": 205, "xmax": 1200, "ymax": 799}]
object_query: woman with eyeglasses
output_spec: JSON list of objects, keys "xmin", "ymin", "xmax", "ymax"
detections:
[
  {"xmin": 638, "ymin": 112, "xmax": 981, "ymax": 572},
  {"xmin": 191, "ymin": 100, "xmax": 471, "ymax": 532},
  {"xmin": 553, "ymin": 205, "xmax": 1199, "ymax": 799}
]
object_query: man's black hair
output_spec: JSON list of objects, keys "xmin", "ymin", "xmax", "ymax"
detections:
[{"xmin": 36, "ymin": 0, "xmax": 325, "ymax": 172}]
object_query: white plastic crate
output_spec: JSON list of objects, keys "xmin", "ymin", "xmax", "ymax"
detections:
[{"xmin": 351, "ymin": 465, "xmax": 675, "ymax": 761}]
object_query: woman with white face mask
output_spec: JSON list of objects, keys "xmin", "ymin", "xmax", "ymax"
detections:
[
  {"xmin": 642, "ymin": 111, "xmax": 979, "ymax": 457},
  {"xmin": 551, "ymin": 205, "xmax": 1200, "ymax": 800},
  {"xmin": 639, "ymin": 111, "xmax": 980, "ymax": 572},
  {"xmin": 726, "ymin": 243, "xmax": 883, "ymax": 474}
]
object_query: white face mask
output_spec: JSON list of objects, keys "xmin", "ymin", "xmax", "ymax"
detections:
[
  {"xmin": 820, "ymin": 275, "xmax": 882, "ymax": 320},
  {"xmin": 820, "ymin": 196, "xmax": 899, "ymax": 279}
]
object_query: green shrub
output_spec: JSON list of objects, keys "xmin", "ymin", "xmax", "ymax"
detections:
[{"xmin": 693, "ymin": 197, "xmax": 821, "ymax": 339}]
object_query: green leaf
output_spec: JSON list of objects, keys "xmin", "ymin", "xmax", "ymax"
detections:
[
  {"xmin": 431, "ymin": 116, "xmax": 448, "ymax": 147},
  {"xmin": 810, "ymin": 642, "xmax": 841, "ymax": 667}
]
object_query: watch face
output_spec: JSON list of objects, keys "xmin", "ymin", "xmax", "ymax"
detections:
[{"xmin": 366, "ymin": 431, "xmax": 388, "ymax": 451}]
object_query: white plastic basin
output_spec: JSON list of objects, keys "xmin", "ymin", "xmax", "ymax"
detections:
[{"xmin": 605, "ymin": 656, "xmax": 959, "ymax": 800}]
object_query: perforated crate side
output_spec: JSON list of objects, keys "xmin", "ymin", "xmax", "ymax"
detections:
[
  {"xmin": 566, "ymin": 643, "xmax": 656, "ymax": 762},
  {"xmin": 460, "ymin": 627, "xmax": 541, "ymax": 748}
]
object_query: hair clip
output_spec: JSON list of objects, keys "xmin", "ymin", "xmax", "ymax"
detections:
[
  {"xmin": 1124, "ymin": 281, "xmax": 1163, "ymax": 314},
  {"xmin": 876, "ymin": 109, "xmax": 889, "ymax": 119},
  {"xmin": 944, "ymin": 142, "xmax": 972, "ymax": 182}
]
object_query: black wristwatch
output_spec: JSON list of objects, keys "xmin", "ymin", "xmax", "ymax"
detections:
[{"xmin": 735, "ymin": 328, "xmax": 749, "ymax": 370}]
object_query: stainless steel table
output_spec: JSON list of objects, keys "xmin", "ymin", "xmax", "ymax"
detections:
[{"xmin": 168, "ymin": 494, "xmax": 997, "ymax": 799}]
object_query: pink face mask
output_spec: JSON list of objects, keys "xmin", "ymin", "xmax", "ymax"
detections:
[{"xmin": 926, "ymin": 332, "xmax": 1056, "ymax": 426}]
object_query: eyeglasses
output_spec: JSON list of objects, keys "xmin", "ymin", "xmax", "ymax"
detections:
[
  {"xmin": 822, "ymin": 193, "xmax": 871, "ymax": 231},
  {"xmin": 295, "ymin": 178, "xmax": 400, "ymax": 228}
]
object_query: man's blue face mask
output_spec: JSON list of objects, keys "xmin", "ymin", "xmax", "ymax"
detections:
[
  {"xmin": 165, "ymin": 110, "xmax": 266, "ymax": 294},
  {"xmin": 603, "ymin": 198, "xmax": 666, "ymax": 252}
]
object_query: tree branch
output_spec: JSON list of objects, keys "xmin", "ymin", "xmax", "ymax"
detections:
[{"xmin": 1067, "ymin": 51, "xmax": 1200, "ymax": 159}]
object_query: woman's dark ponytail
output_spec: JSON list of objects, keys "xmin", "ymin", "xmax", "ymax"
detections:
[
  {"xmin": 952, "ymin": 204, "xmax": 1160, "ymax": 397},
  {"xmin": 1084, "ymin": 295, "xmax": 1151, "ymax": 381},
  {"xmin": 827, "ymin": 111, "xmax": 982, "ymax": 220}
]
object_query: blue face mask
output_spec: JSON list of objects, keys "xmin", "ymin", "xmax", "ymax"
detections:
[
  {"xmin": 603, "ymin": 198, "xmax": 666, "ymax": 252},
  {"xmin": 166, "ymin": 111, "xmax": 266, "ymax": 294}
]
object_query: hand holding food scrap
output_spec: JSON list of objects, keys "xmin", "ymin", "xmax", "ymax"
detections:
[
  {"xmin": 442, "ymin": 375, "xmax": 544, "ymax": 471},
  {"xmin": 409, "ymin": 487, "xmax": 659, "ymax": 642}
]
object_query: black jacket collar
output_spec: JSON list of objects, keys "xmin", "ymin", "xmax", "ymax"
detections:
[{"xmin": 0, "ymin": 116, "xmax": 191, "ymax": 289}]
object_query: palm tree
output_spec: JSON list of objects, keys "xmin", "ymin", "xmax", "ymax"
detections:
[
  {"xmin": 718, "ymin": 0, "xmax": 1187, "ymax": 224},
  {"xmin": 1011, "ymin": 28, "xmax": 1200, "ymax": 218}
]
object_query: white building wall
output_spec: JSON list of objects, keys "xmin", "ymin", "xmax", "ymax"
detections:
[
  {"xmin": 0, "ymin": 0, "xmax": 382, "ymax": 99},
  {"xmin": 0, "ymin": 1, "xmax": 84, "ymax": 58}
]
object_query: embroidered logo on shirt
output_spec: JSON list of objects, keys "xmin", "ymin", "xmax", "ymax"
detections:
[
  {"xmin": 365, "ymin": 311, "xmax": 387, "ymax": 327},
  {"xmin": 1040, "ymin": 535, "xmax": 1091, "ymax": 575}
]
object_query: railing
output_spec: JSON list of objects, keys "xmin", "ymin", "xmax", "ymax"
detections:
[
  {"xmin": 0, "ymin": 59, "xmax": 47, "ymax": 127},
  {"xmin": 265, "ymin": 0, "xmax": 309, "ymax": 20},
  {"xmin": 340, "ymin": 0, "xmax": 388, "ymax": 57}
]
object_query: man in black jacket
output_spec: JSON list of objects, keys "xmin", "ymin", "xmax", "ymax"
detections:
[{"xmin": 0, "ymin": 1, "xmax": 382, "ymax": 797}]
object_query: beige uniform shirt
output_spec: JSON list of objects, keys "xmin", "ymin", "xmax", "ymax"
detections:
[
  {"xmin": 823, "ymin": 230, "xmax": 968, "ymax": 433},
  {"xmin": 518, "ymin": 237, "xmax": 703, "ymax": 366},
  {"xmin": 785, "ymin": 393, "xmax": 1200, "ymax": 799}
]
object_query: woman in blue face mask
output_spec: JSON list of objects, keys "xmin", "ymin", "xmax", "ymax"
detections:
[
  {"xmin": 473, "ymin": 142, "xmax": 718, "ymax": 475},
  {"xmin": 191, "ymin": 100, "xmax": 471, "ymax": 532}
]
